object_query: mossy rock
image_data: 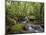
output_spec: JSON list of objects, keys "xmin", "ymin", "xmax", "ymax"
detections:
[
  {"xmin": 28, "ymin": 16, "xmax": 36, "ymax": 19},
  {"xmin": 11, "ymin": 23, "xmax": 24, "ymax": 32}
]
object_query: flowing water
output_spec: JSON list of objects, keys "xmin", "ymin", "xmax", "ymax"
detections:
[
  {"xmin": 26, "ymin": 23, "xmax": 44, "ymax": 33},
  {"xmin": 8, "ymin": 16, "xmax": 44, "ymax": 34}
]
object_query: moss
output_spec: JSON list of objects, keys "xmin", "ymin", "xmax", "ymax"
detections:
[{"xmin": 11, "ymin": 23, "xmax": 24, "ymax": 32}]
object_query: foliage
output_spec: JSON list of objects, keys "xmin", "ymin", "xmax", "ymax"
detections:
[
  {"xmin": 11, "ymin": 23, "xmax": 24, "ymax": 32},
  {"xmin": 6, "ymin": 0, "xmax": 44, "ymax": 33}
]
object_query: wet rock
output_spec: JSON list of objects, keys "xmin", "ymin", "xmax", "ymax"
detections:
[{"xmin": 25, "ymin": 23, "xmax": 44, "ymax": 33}]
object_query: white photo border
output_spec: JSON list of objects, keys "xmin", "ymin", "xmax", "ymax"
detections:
[{"xmin": 0, "ymin": 0, "xmax": 46, "ymax": 35}]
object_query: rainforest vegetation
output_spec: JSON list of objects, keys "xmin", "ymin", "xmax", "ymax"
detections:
[{"xmin": 6, "ymin": 0, "xmax": 44, "ymax": 34}]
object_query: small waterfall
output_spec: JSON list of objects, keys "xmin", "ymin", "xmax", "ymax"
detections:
[
  {"xmin": 20, "ymin": 16, "xmax": 44, "ymax": 33},
  {"xmin": 25, "ymin": 23, "xmax": 44, "ymax": 33}
]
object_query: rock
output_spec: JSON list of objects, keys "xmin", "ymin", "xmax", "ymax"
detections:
[{"xmin": 24, "ymin": 23, "xmax": 44, "ymax": 33}]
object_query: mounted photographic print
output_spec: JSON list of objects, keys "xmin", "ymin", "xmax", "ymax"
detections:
[{"xmin": 5, "ymin": 0, "xmax": 44, "ymax": 35}]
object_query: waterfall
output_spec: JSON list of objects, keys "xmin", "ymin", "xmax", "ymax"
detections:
[{"xmin": 25, "ymin": 23, "xmax": 44, "ymax": 33}]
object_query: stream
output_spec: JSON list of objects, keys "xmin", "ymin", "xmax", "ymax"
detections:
[
  {"xmin": 24, "ymin": 23, "xmax": 44, "ymax": 33},
  {"xmin": 7, "ymin": 16, "xmax": 44, "ymax": 34}
]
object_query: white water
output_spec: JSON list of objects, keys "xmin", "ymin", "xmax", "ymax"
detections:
[{"xmin": 26, "ymin": 23, "xmax": 44, "ymax": 33}]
